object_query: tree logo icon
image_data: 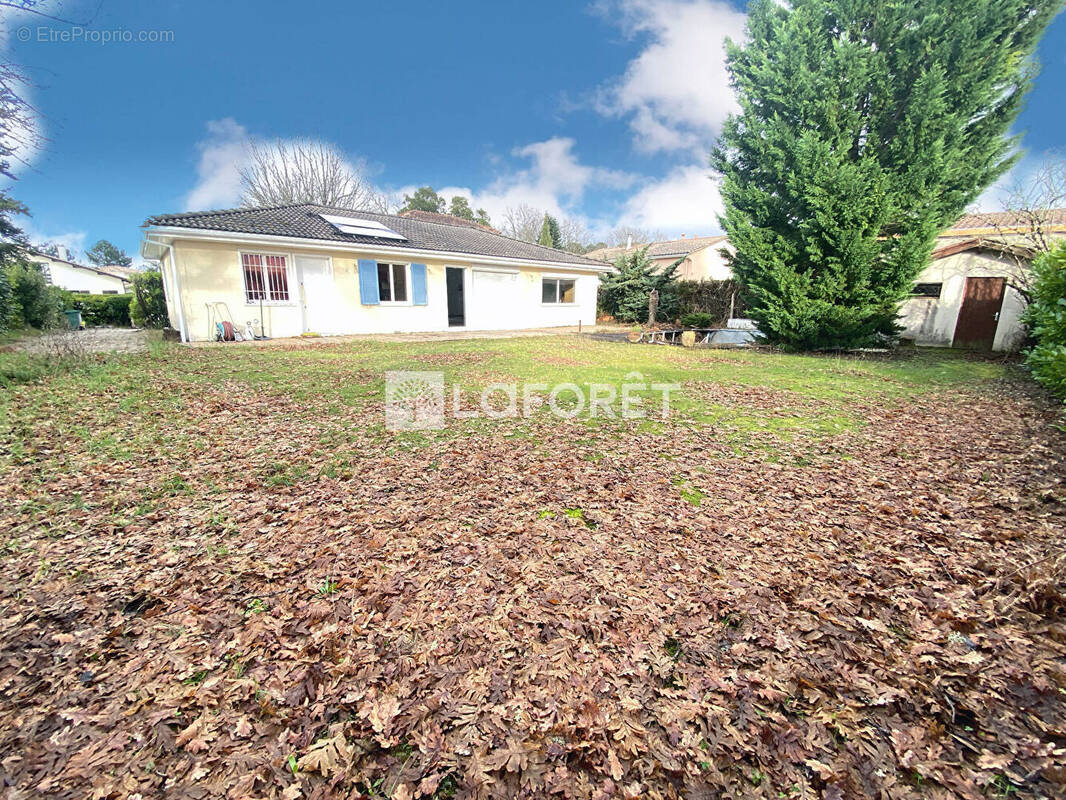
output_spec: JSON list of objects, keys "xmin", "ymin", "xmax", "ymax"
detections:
[{"xmin": 385, "ymin": 371, "xmax": 445, "ymax": 431}]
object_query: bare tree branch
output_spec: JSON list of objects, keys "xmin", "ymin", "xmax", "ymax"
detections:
[
  {"xmin": 978, "ymin": 155, "xmax": 1066, "ymax": 305},
  {"xmin": 0, "ymin": 0, "xmax": 102, "ymax": 26},
  {"xmin": 500, "ymin": 204, "xmax": 602, "ymax": 253},
  {"xmin": 501, "ymin": 204, "xmax": 543, "ymax": 242},
  {"xmin": 604, "ymin": 225, "xmax": 665, "ymax": 248},
  {"xmin": 238, "ymin": 138, "xmax": 388, "ymax": 211},
  {"xmin": 0, "ymin": 61, "xmax": 46, "ymax": 180}
]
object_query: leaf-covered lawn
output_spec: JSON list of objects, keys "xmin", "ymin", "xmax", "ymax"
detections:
[{"xmin": 1, "ymin": 337, "xmax": 1064, "ymax": 799}]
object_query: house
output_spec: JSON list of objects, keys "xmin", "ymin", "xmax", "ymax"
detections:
[
  {"xmin": 139, "ymin": 203, "xmax": 606, "ymax": 343},
  {"xmin": 98, "ymin": 264, "xmax": 140, "ymax": 285},
  {"xmin": 397, "ymin": 209, "xmax": 499, "ymax": 233},
  {"xmin": 586, "ymin": 235, "xmax": 732, "ymax": 282},
  {"xmin": 898, "ymin": 209, "xmax": 1066, "ymax": 351},
  {"xmin": 589, "ymin": 209, "xmax": 1065, "ymax": 351},
  {"xmin": 28, "ymin": 251, "xmax": 131, "ymax": 295}
]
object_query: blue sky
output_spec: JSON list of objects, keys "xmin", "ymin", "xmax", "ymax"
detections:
[{"xmin": 1, "ymin": 0, "xmax": 1064, "ymax": 263}]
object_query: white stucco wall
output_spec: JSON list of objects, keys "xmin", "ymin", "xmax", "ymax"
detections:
[
  {"xmin": 898, "ymin": 249, "xmax": 1027, "ymax": 352},
  {"xmin": 166, "ymin": 239, "xmax": 599, "ymax": 342},
  {"xmin": 30, "ymin": 255, "xmax": 128, "ymax": 294},
  {"xmin": 661, "ymin": 243, "xmax": 734, "ymax": 282}
]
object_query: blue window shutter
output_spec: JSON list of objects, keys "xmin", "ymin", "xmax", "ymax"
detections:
[
  {"xmin": 358, "ymin": 259, "xmax": 379, "ymax": 305},
  {"xmin": 411, "ymin": 263, "xmax": 428, "ymax": 305}
]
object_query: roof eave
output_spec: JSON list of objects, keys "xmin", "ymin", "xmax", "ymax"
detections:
[
  {"xmin": 142, "ymin": 226, "xmax": 613, "ymax": 273},
  {"xmin": 29, "ymin": 250, "xmax": 130, "ymax": 281}
]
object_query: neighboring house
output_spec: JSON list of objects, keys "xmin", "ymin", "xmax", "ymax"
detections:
[
  {"xmin": 589, "ymin": 210, "xmax": 1065, "ymax": 351},
  {"xmin": 27, "ymin": 251, "xmax": 131, "ymax": 294},
  {"xmin": 98, "ymin": 264, "xmax": 140, "ymax": 284},
  {"xmin": 586, "ymin": 235, "xmax": 732, "ymax": 281},
  {"xmin": 397, "ymin": 209, "xmax": 499, "ymax": 233},
  {"xmin": 140, "ymin": 203, "xmax": 606, "ymax": 343},
  {"xmin": 898, "ymin": 210, "xmax": 1066, "ymax": 351}
]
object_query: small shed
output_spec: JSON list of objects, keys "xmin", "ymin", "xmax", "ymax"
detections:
[{"xmin": 899, "ymin": 238, "xmax": 1034, "ymax": 352}]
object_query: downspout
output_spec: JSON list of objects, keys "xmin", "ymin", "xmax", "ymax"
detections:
[
  {"xmin": 148, "ymin": 235, "xmax": 189, "ymax": 343},
  {"xmin": 165, "ymin": 243, "xmax": 190, "ymax": 343}
]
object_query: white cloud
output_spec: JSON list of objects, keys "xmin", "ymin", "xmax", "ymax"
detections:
[
  {"xmin": 183, "ymin": 118, "xmax": 249, "ymax": 210},
  {"xmin": 968, "ymin": 150, "xmax": 1062, "ymax": 213},
  {"xmin": 596, "ymin": 0, "xmax": 747, "ymax": 154},
  {"xmin": 474, "ymin": 137, "xmax": 633, "ymax": 217},
  {"xmin": 621, "ymin": 163, "xmax": 724, "ymax": 234},
  {"xmin": 399, "ymin": 137, "xmax": 635, "ymax": 229},
  {"xmin": 183, "ymin": 119, "xmax": 389, "ymax": 212},
  {"xmin": 395, "ymin": 138, "xmax": 724, "ymax": 239},
  {"xmin": 22, "ymin": 223, "xmax": 88, "ymax": 261}
]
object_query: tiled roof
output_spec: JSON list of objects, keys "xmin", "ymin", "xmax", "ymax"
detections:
[
  {"xmin": 145, "ymin": 203, "xmax": 605, "ymax": 268},
  {"xmin": 397, "ymin": 210, "xmax": 498, "ymax": 232},
  {"xmin": 28, "ymin": 250, "xmax": 132, "ymax": 282},
  {"xmin": 99, "ymin": 265, "xmax": 138, "ymax": 279},
  {"xmin": 944, "ymin": 208, "xmax": 1066, "ymax": 234},
  {"xmin": 931, "ymin": 237, "xmax": 1037, "ymax": 261},
  {"xmin": 586, "ymin": 235, "xmax": 727, "ymax": 262}
]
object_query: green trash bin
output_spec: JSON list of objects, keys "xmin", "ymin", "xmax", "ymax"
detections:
[{"xmin": 63, "ymin": 309, "xmax": 82, "ymax": 330}]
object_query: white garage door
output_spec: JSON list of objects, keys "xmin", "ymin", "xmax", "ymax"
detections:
[{"xmin": 469, "ymin": 269, "xmax": 521, "ymax": 330}]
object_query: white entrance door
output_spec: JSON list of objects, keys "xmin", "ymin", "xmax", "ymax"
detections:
[
  {"xmin": 294, "ymin": 256, "xmax": 335, "ymax": 334},
  {"xmin": 469, "ymin": 269, "xmax": 521, "ymax": 330}
]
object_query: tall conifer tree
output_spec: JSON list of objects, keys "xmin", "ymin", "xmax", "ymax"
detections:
[{"xmin": 713, "ymin": 0, "xmax": 1062, "ymax": 349}]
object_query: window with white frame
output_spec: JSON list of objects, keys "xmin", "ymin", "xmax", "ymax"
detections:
[
  {"xmin": 242, "ymin": 253, "xmax": 290, "ymax": 303},
  {"xmin": 542, "ymin": 277, "xmax": 576, "ymax": 304},
  {"xmin": 377, "ymin": 262, "xmax": 408, "ymax": 303}
]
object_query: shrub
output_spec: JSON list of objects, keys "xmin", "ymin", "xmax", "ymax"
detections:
[
  {"xmin": 0, "ymin": 266, "xmax": 12, "ymax": 333},
  {"xmin": 61, "ymin": 292, "xmax": 132, "ymax": 327},
  {"xmin": 676, "ymin": 280, "xmax": 747, "ymax": 322},
  {"xmin": 680, "ymin": 312, "xmax": 714, "ymax": 328},
  {"xmin": 129, "ymin": 269, "xmax": 168, "ymax": 328},
  {"xmin": 6, "ymin": 261, "xmax": 64, "ymax": 329},
  {"xmin": 598, "ymin": 247, "xmax": 681, "ymax": 324},
  {"xmin": 1024, "ymin": 243, "xmax": 1066, "ymax": 400}
]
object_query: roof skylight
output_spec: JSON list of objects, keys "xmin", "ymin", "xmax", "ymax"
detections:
[{"xmin": 318, "ymin": 214, "xmax": 408, "ymax": 241}]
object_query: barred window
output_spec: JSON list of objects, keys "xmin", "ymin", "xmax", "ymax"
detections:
[{"xmin": 242, "ymin": 253, "xmax": 290, "ymax": 302}]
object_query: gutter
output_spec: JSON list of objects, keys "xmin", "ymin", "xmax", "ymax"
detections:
[
  {"xmin": 142, "ymin": 225, "xmax": 613, "ymax": 274},
  {"xmin": 142, "ymin": 234, "xmax": 189, "ymax": 342}
]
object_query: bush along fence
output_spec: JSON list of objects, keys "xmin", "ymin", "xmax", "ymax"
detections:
[
  {"xmin": 60, "ymin": 291, "xmax": 133, "ymax": 327},
  {"xmin": 676, "ymin": 280, "xmax": 747, "ymax": 324},
  {"xmin": 129, "ymin": 269, "xmax": 168, "ymax": 328},
  {"xmin": 1023, "ymin": 242, "xmax": 1066, "ymax": 401}
]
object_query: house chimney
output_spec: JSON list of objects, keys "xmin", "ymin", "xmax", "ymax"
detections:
[{"xmin": 626, "ymin": 235, "xmax": 632, "ymax": 251}]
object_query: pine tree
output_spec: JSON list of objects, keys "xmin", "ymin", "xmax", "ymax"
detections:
[
  {"xmin": 713, "ymin": 0, "xmax": 1062, "ymax": 349},
  {"xmin": 86, "ymin": 239, "xmax": 132, "ymax": 267},
  {"xmin": 598, "ymin": 247, "xmax": 682, "ymax": 324},
  {"xmin": 0, "ymin": 192, "xmax": 28, "ymax": 332},
  {"xmin": 537, "ymin": 214, "xmax": 562, "ymax": 248}
]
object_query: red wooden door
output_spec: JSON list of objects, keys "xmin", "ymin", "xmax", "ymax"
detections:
[{"xmin": 953, "ymin": 277, "xmax": 1005, "ymax": 350}]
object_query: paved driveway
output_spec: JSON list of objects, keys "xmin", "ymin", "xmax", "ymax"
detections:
[
  {"xmin": 12, "ymin": 327, "xmax": 151, "ymax": 354},
  {"xmin": 187, "ymin": 324, "xmax": 624, "ymax": 347}
]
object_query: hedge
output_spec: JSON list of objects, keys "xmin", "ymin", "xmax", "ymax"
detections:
[
  {"xmin": 6, "ymin": 261, "xmax": 64, "ymax": 330},
  {"xmin": 130, "ymin": 270, "xmax": 168, "ymax": 328},
  {"xmin": 61, "ymin": 291, "xmax": 133, "ymax": 327},
  {"xmin": 1024, "ymin": 243, "xmax": 1066, "ymax": 401}
]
